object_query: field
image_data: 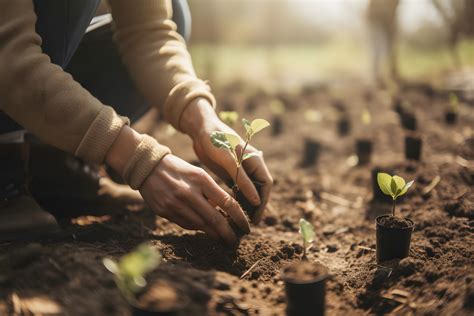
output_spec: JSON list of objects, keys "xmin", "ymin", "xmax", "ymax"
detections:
[{"xmin": 0, "ymin": 79, "xmax": 473, "ymax": 315}]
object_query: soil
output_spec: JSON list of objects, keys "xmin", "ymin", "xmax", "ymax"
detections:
[
  {"xmin": 135, "ymin": 280, "xmax": 182, "ymax": 313},
  {"xmin": 0, "ymin": 80, "xmax": 473, "ymax": 315},
  {"xmin": 377, "ymin": 216, "xmax": 414, "ymax": 229},
  {"xmin": 281, "ymin": 261, "xmax": 328, "ymax": 283}
]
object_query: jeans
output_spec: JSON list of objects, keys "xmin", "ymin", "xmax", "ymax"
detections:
[{"xmin": 0, "ymin": 0, "xmax": 191, "ymax": 134}]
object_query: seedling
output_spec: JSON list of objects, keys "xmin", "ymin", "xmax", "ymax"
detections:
[
  {"xmin": 299, "ymin": 218, "xmax": 315, "ymax": 260},
  {"xmin": 377, "ymin": 173, "xmax": 414, "ymax": 217},
  {"xmin": 449, "ymin": 93, "xmax": 459, "ymax": 113},
  {"xmin": 362, "ymin": 108, "xmax": 371, "ymax": 126},
  {"xmin": 210, "ymin": 118, "xmax": 270, "ymax": 198},
  {"xmin": 103, "ymin": 243, "xmax": 161, "ymax": 302},
  {"xmin": 219, "ymin": 111, "xmax": 239, "ymax": 126}
]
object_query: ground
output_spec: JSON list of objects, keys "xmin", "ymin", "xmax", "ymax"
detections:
[{"xmin": 0, "ymin": 81, "xmax": 473, "ymax": 315}]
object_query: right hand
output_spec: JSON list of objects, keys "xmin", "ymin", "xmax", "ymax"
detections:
[{"xmin": 139, "ymin": 154, "xmax": 250, "ymax": 245}]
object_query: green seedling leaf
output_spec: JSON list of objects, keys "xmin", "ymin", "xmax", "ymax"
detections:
[
  {"xmin": 224, "ymin": 133, "xmax": 241, "ymax": 150},
  {"xmin": 103, "ymin": 243, "xmax": 161, "ymax": 299},
  {"xmin": 103, "ymin": 258, "xmax": 118, "ymax": 274},
  {"xmin": 377, "ymin": 172, "xmax": 393, "ymax": 196},
  {"xmin": 219, "ymin": 111, "xmax": 239, "ymax": 125},
  {"xmin": 242, "ymin": 118, "xmax": 251, "ymax": 134},
  {"xmin": 210, "ymin": 131, "xmax": 231, "ymax": 150},
  {"xmin": 242, "ymin": 152, "xmax": 261, "ymax": 161},
  {"xmin": 398, "ymin": 180, "xmax": 414, "ymax": 197},
  {"xmin": 250, "ymin": 119, "xmax": 270, "ymax": 135},
  {"xmin": 299, "ymin": 218, "xmax": 315, "ymax": 244}
]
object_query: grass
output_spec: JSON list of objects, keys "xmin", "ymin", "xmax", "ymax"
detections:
[{"xmin": 189, "ymin": 39, "xmax": 474, "ymax": 88}]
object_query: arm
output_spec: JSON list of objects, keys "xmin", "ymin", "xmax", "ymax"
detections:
[
  {"xmin": 109, "ymin": 0, "xmax": 216, "ymax": 130},
  {"xmin": 0, "ymin": 0, "xmax": 127, "ymax": 163}
]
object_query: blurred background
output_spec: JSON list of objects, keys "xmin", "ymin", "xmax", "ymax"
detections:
[{"xmin": 187, "ymin": 0, "xmax": 474, "ymax": 91}]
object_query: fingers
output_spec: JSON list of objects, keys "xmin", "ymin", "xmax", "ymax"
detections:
[
  {"xmin": 200, "ymin": 174, "xmax": 250, "ymax": 234},
  {"xmin": 220, "ymin": 153, "xmax": 260, "ymax": 206},
  {"xmin": 242, "ymin": 152, "xmax": 273, "ymax": 223},
  {"xmin": 187, "ymin": 192, "xmax": 238, "ymax": 245},
  {"xmin": 172, "ymin": 203, "xmax": 220, "ymax": 240}
]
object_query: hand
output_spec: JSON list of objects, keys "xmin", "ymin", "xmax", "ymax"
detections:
[
  {"xmin": 139, "ymin": 154, "xmax": 250, "ymax": 245},
  {"xmin": 181, "ymin": 98, "xmax": 273, "ymax": 223}
]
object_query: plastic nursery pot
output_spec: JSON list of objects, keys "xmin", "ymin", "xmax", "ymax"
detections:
[
  {"xmin": 272, "ymin": 116, "xmax": 283, "ymax": 136},
  {"xmin": 400, "ymin": 112, "xmax": 417, "ymax": 131},
  {"xmin": 281, "ymin": 261, "xmax": 329, "ymax": 316},
  {"xmin": 132, "ymin": 281, "xmax": 188, "ymax": 316},
  {"xmin": 337, "ymin": 116, "xmax": 351, "ymax": 137},
  {"xmin": 444, "ymin": 111, "xmax": 457, "ymax": 125},
  {"xmin": 356, "ymin": 139, "xmax": 373, "ymax": 166},
  {"xmin": 404, "ymin": 135, "xmax": 422, "ymax": 161},
  {"xmin": 301, "ymin": 139, "xmax": 321, "ymax": 167},
  {"xmin": 376, "ymin": 215, "xmax": 414, "ymax": 262}
]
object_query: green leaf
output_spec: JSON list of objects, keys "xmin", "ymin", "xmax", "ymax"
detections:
[
  {"xmin": 210, "ymin": 131, "xmax": 231, "ymax": 150},
  {"xmin": 219, "ymin": 111, "xmax": 239, "ymax": 125},
  {"xmin": 299, "ymin": 218, "xmax": 315, "ymax": 245},
  {"xmin": 224, "ymin": 133, "xmax": 240, "ymax": 150},
  {"xmin": 103, "ymin": 258, "xmax": 118, "ymax": 275},
  {"xmin": 119, "ymin": 244, "xmax": 161, "ymax": 279},
  {"xmin": 377, "ymin": 173, "xmax": 392, "ymax": 196},
  {"xmin": 242, "ymin": 118, "xmax": 251, "ymax": 133},
  {"xmin": 398, "ymin": 180, "xmax": 414, "ymax": 197},
  {"xmin": 250, "ymin": 119, "xmax": 270, "ymax": 135},
  {"xmin": 242, "ymin": 152, "xmax": 261, "ymax": 161},
  {"xmin": 392, "ymin": 175, "xmax": 405, "ymax": 198}
]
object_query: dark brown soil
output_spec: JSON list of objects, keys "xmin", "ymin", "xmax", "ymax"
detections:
[
  {"xmin": 281, "ymin": 261, "xmax": 328, "ymax": 283},
  {"xmin": 377, "ymin": 216, "xmax": 414, "ymax": 229},
  {"xmin": 135, "ymin": 280, "xmax": 182, "ymax": 312},
  {"xmin": 0, "ymin": 80, "xmax": 473, "ymax": 315}
]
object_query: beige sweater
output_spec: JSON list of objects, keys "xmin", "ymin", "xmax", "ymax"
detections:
[{"xmin": 0, "ymin": 0, "xmax": 215, "ymax": 186}]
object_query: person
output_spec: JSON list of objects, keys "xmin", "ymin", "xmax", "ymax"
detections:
[{"xmin": 0, "ymin": 0, "xmax": 273, "ymax": 245}]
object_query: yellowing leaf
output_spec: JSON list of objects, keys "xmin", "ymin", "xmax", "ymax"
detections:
[
  {"xmin": 224, "ymin": 133, "xmax": 240, "ymax": 149},
  {"xmin": 392, "ymin": 175, "xmax": 406, "ymax": 189},
  {"xmin": 377, "ymin": 173, "xmax": 392, "ymax": 196},
  {"xmin": 250, "ymin": 119, "xmax": 270, "ymax": 135},
  {"xmin": 398, "ymin": 180, "xmax": 414, "ymax": 197}
]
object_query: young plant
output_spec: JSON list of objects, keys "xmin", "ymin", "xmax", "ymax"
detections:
[
  {"xmin": 219, "ymin": 111, "xmax": 239, "ymax": 126},
  {"xmin": 103, "ymin": 243, "xmax": 161, "ymax": 302},
  {"xmin": 377, "ymin": 173, "xmax": 414, "ymax": 217},
  {"xmin": 449, "ymin": 93, "xmax": 459, "ymax": 113},
  {"xmin": 210, "ymin": 118, "xmax": 270, "ymax": 196},
  {"xmin": 362, "ymin": 107, "xmax": 372, "ymax": 125},
  {"xmin": 299, "ymin": 218, "xmax": 315, "ymax": 260}
]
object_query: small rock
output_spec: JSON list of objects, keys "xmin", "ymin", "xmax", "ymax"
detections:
[{"xmin": 263, "ymin": 216, "xmax": 278, "ymax": 226}]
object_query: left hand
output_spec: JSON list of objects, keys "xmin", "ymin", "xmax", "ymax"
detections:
[{"xmin": 180, "ymin": 98, "xmax": 273, "ymax": 223}]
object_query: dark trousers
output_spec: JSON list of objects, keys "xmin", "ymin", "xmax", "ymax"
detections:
[{"xmin": 0, "ymin": 0, "xmax": 191, "ymax": 134}]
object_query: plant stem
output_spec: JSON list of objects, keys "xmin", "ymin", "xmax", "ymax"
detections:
[
  {"xmin": 233, "ymin": 139, "xmax": 250, "ymax": 198},
  {"xmin": 302, "ymin": 240, "xmax": 307, "ymax": 260},
  {"xmin": 392, "ymin": 199, "xmax": 396, "ymax": 217}
]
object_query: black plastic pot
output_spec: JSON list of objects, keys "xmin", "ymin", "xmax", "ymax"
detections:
[
  {"xmin": 376, "ymin": 215, "xmax": 414, "ymax": 262},
  {"xmin": 445, "ymin": 111, "xmax": 457, "ymax": 125},
  {"xmin": 405, "ymin": 135, "xmax": 422, "ymax": 161},
  {"xmin": 337, "ymin": 117, "xmax": 351, "ymax": 137},
  {"xmin": 272, "ymin": 116, "xmax": 283, "ymax": 136},
  {"xmin": 356, "ymin": 139, "xmax": 372, "ymax": 166},
  {"xmin": 301, "ymin": 139, "xmax": 321, "ymax": 167},
  {"xmin": 400, "ymin": 112, "xmax": 417, "ymax": 131},
  {"xmin": 281, "ymin": 262, "xmax": 329, "ymax": 316}
]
